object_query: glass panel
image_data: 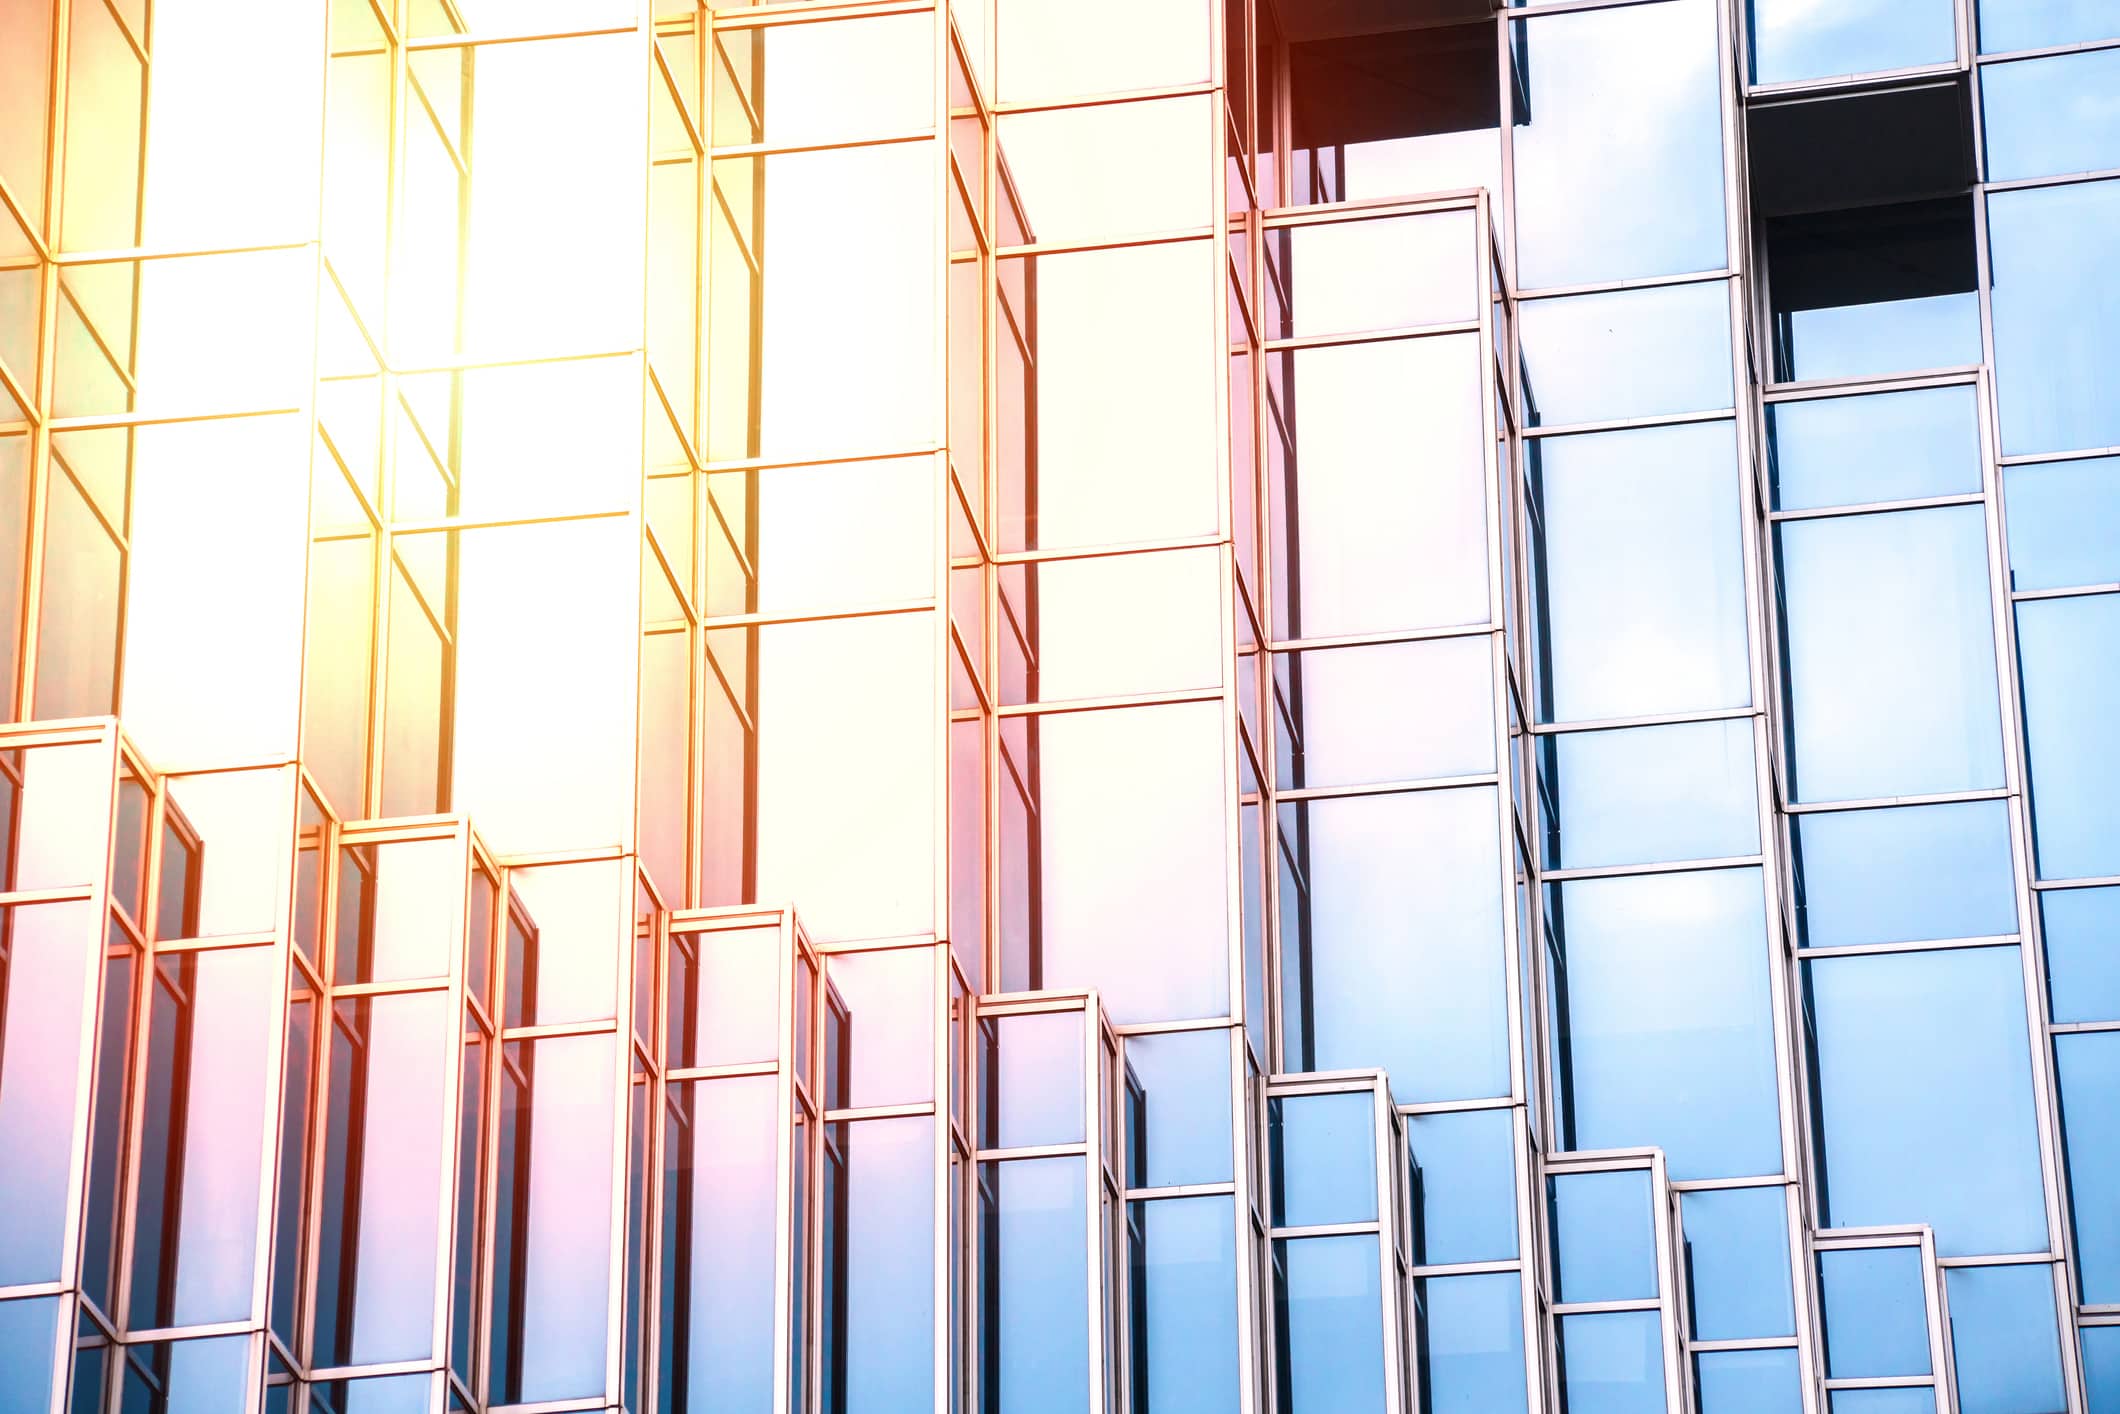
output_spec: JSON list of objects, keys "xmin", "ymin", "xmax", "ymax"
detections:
[
  {"xmin": 1791, "ymin": 800, "xmax": 2017, "ymax": 948},
  {"xmin": 1541, "ymin": 719, "xmax": 1760, "ymax": 871},
  {"xmin": 504, "ymin": 860, "xmax": 625, "ymax": 1027},
  {"xmin": 2016, "ymin": 593, "xmax": 2120, "ymax": 880},
  {"xmin": 1270, "ymin": 1090, "xmax": 1378, "ymax": 1228},
  {"xmin": 1989, "ymin": 178, "xmax": 2120, "ymax": 458},
  {"xmin": 0, "ymin": 902, "xmax": 100, "ymax": 1287},
  {"xmin": 1807, "ymin": 947, "xmax": 2048, "ymax": 1255},
  {"xmin": 2003, "ymin": 456, "xmax": 2120, "ymax": 593},
  {"xmin": 980, "ymin": 1157, "xmax": 1089, "ymax": 1412},
  {"xmin": 997, "ymin": 548, "xmax": 1224, "ymax": 705},
  {"xmin": 1127, "ymin": 1196, "xmax": 1240, "ymax": 1414},
  {"xmin": 666, "ymin": 925, "xmax": 780, "ymax": 1071},
  {"xmin": 825, "ymin": 948, "xmax": 935, "ymax": 1110},
  {"xmin": 1557, "ymin": 1310, "xmax": 1667, "ymax": 1414},
  {"xmin": 1547, "ymin": 869, "xmax": 1780, "ymax": 1180},
  {"xmin": 1945, "ymin": 1264, "xmax": 2066, "ymax": 1414},
  {"xmin": 981, "ymin": 1009, "xmax": 1083, "ymax": 1151},
  {"xmin": 1511, "ymin": 0, "xmax": 1727, "ymax": 289},
  {"xmin": 1529, "ymin": 421, "xmax": 1750, "ymax": 724},
  {"xmin": 1279, "ymin": 788, "xmax": 1509, "ymax": 1106},
  {"xmin": 1695, "ymin": 1349, "xmax": 1802, "ymax": 1414},
  {"xmin": 1121, "ymin": 1028, "xmax": 1234, "ymax": 1190},
  {"xmin": 1749, "ymin": 0, "xmax": 1955, "ymax": 84},
  {"xmin": 707, "ymin": 458, "xmax": 936, "ymax": 617},
  {"xmin": 822, "ymin": 1116, "xmax": 936, "ymax": 1414},
  {"xmin": 1406, "ymin": 1108, "xmax": 1519, "ymax": 1267},
  {"xmin": 0, "ymin": 1299, "xmax": 59, "ymax": 1409},
  {"xmin": 1416, "ymin": 1273, "xmax": 1528, "ymax": 1414},
  {"xmin": 333, "ymin": 838, "xmax": 462, "ymax": 985},
  {"xmin": 1768, "ymin": 201, "xmax": 1981, "ymax": 384},
  {"xmin": 114, "ymin": 1335, "xmax": 252, "ymax": 1412},
  {"xmin": 2084, "ymin": 1325, "xmax": 2120, "ymax": 1411},
  {"xmin": 660, "ymin": 1075, "xmax": 778, "ymax": 1411},
  {"xmin": 994, "ymin": 96, "xmax": 1215, "ymax": 246},
  {"xmin": 1819, "ymin": 1246, "xmax": 1932, "ymax": 1378},
  {"xmin": 1778, "ymin": 506, "xmax": 2003, "ymax": 802},
  {"xmin": 1767, "ymin": 385, "xmax": 1981, "ymax": 512},
  {"xmin": 1274, "ymin": 1235, "xmax": 1387, "ymax": 1413},
  {"xmin": 1828, "ymin": 1391, "xmax": 1939, "ymax": 1414},
  {"xmin": 2056, "ymin": 1032, "xmax": 2120, "ymax": 1303},
  {"xmin": 2045, "ymin": 886, "xmax": 2120, "ymax": 1024},
  {"xmin": 712, "ymin": 14, "xmax": 934, "ymax": 146},
  {"xmin": 1982, "ymin": 48, "xmax": 2120, "ymax": 183},
  {"xmin": 995, "ymin": 0, "xmax": 1211, "ymax": 102},
  {"xmin": 1681, "ymin": 1187, "xmax": 1795, "ymax": 1340},
  {"xmin": 1550, "ymin": 1169, "xmax": 1656, "ymax": 1304},
  {"xmin": 1276, "ymin": 636, "xmax": 1497, "ymax": 792},
  {"xmin": 1977, "ymin": 0, "xmax": 2120, "ymax": 53},
  {"xmin": 1274, "ymin": 211, "xmax": 1479, "ymax": 339},
  {"xmin": 1519, "ymin": 281, "xmax": 1733, "ymax": 428}
]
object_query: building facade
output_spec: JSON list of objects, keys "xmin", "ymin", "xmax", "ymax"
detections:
[{"xmin": 0, "ymin": 0, "xmax": 2116, "ymax": 1410}]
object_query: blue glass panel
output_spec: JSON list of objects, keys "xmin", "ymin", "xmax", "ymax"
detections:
[
  {"xmin": 1984, "ymin": 49, "xmax": 2120, "ymax": 182},
  {"xmin": 1550, "ymin": 1169, "xmax": 1657, "ymax": 1304},
  {"xmin": 1978, "ymin": 0, "xmax": 2120, "ymax": 52},
  {"xmin": 1990, "ymin": 179, "xmax": 2120, "ymax": 457},
  {"xmin": 1541, "ymin": 719, "xmax": 1759, "ymax": 871},
  {"xmin": 1511, "ymin": 0, "xmax": 1726, "ymax": 289},
  {"xmin": 1275, "ymin": 1235, "xmax": 1387, "ymax": 1414},
  {"xmin": 1695, "ymin": 1349, "xmax": 1802, "ymax": 1414},
  {"xmin": 982, "ymin": 1157, "xmax": 1089, "ymax": 1414},
  {"xmin": 1829, "ymin": 1390, "xmax": 1939, "ymax": 1414},
  {"xmin": 1417, "ymin": 1272, "xmax": 1528, "ymax": 1414},
  {"xmin": 1407, "ymin": 1108, "xmax": 1518, "ymax": 1266},
  {"xmin": 1529, "ymin": 421, "xmax": 1750, "ymax": 724},
  {"xmin": 1279, "ymin": 787, "xmax": 1509, "ymax": 1105},
  {"xmin": 661, "ymin": 1075, "xmax": 777, "ymax": 1413},
  {"xmin": 1271, "ymin": 1090, "xmax": 1378, "ymax": 1228},
  {"xmin": 2057, "ymin": 1032, "xmax": 2120, "ymax": 1304},
  {"xmin": 0, "ymin": 1298, "xmax": 58, "ymax": 1414},
  {"xmin": 1123, "ymin": 1028, "xmax": 1234, "ymax": 1190},
  {"xmin": 1518, "ymin": 280, "xmax": 1734, "ymax": 428},
  {"xmin": 1558, "ymin": 1310, "xmax": 1666, "ymax": 1414},
  {"xmin": 1128, "ymin": 1196, "xmax": 1240, "ymax": 1414},
  {"xmin": 2004, "ymin": 457, "xmax": 2120, "ymax": 592},
  {"xmin": 1751, "ymin": 0, "xmax": 1955, "ymax": 83},
  {"xmin": 1792, "ymin": 801, "xmax": 2017, "ymax": 948},
  {"xmin": 119, "ymin": 1336, "xmax": 251, "ymax": 1414},
  {"xmin": 1945, "ymin": 1264, "xmax": 2066, "ymax": 1414},
  {"xmin": 1682, "ymin": 1187, "xmax": 1796, "ymax": 1340},
  {"xmin": 1778, "ymin": 506, "xmax": 2003, "ymax": 802},
  {"xmin": 1767, "ymin": 386, "xmax": 1981, "ymax": 512},
  {"xmin": 824, "ymin": 1116, "xmax": 936, "ymax": 1414},
  {"xmin": 1807, "ymin": 947, "xmax": 2049, "ymax": 1255},
  {"xmin": 981, "ymin": 1009, "xmax": 1083, "ymax": 1151},
  {"xmin": 1780, "ymin": 293, "xmax": 1981, "ymax": 384},
  {"xmin": 1820, "ymin": 1246, "xmax": 1932, "ymax": 1378},
  {"xmin": 1547, "ymin": 869, "xmax": 1780, "ymax": 1180},
  {"xmin": 2084, "ymin": 1326, "xmax": 2120, "ymax": 1412},
  {"xmin": 2017, "ymin": 593, "xmax": 2120, "ymax": 879},
  {"xmin": 2044, "ymin": 886, "xmax": 2120, "ymax": 1023},
  {"xmin": 313, "ymin": 1374, "xmax": 432, "ymax": 1414}
]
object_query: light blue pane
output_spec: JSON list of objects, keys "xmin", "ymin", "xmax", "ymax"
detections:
[
  {"xmin": 1418, "ymin": 1273, "xmax": 1528, "ymax": 1414},
  {"xmin": 1407, "ymin": 1108, "xmax": 1519, "ymax": 1266},
  {"xmin": 1548, "ymin": 869, "xmax": 1781, "ymax": 1180},
  {"xmin": 1751, "ymin": 0, "xmax": 1956, "ymax": 83},
  {"xmin": 1529, "ymin": 421, "xmax": 1750, "ymax": 724},
  {"xmin": 1983, "ymin": 49, "xmax": 2120, "ymax": 182},
  {"xmin": 1945, "ymin": 1264, "xmax": 2067, "ymax": 1414},
  {"xmin": 1541, "ymin": 718, "xmax": 1760, "ymax": 871},
  {"xmin": 1807, "ymin": 947, "xmax": 2049, "ymax": 1255},
  {"xmin": 2018, "ymin": 594, "xmax": 2120, "ymax": 879},
  {"xmin": 1767, "ymin": 385, "xmax": 1982, "ymax": 512},
  {"xmin": 1978, "ymin": 0, "xmax": 2120, "ymax": 52},
  {"xmin": 130, "ymin": 1336, "xmax": 252, "ymax": 1414},
  {"xmin": 2005, "ymin": 457, "xmax": 2120, "ymax": 592},
  {"xmin": 1792, "ymin": 801, "xmax": 2017, "ymax": 948},
  {"xmin": 2058, "ymin": 1032, "xmax": 2120, "ymax": 1304},
  {"xmin": 1781, "ymin": 293, "xmax": 1982, "ymax": 384},
  {"xmin": 1123, "ymin": 1028, "xmax": 1234, "ymax": 1190},
  {"xmin": 317, "ymin": 1375, "xmax": 432, "ymax": 1414},
  {"xmin": 661, "ymin": 1074, "xmax": 777, "ymax": 1412},
  {"xmin": 2045, "ymin": 887, "xmax": 2120, "ymax": 1023},
  {"xmin": 982, "ymin": 1010, "xmax": 1083, "ymax": 1151},
  {"xmin": 1820, "ymin": 1246, "xmax": 1932, "ymax": 1378},
  {"xmin": 1558, "ymin": 1310, "xmax": 1667, "ymax": 1414},
  {"xmin": 824, "ymin": 1116, "xmax": 936, "ymax": 1414},
  {"xmin": 1275, "ymin": 1235, "xmax": 1387, "ymax": 1414},
  {"xmin": 1682, "ymin": 1187, "xmax": 1796, "ymax": 1340},
  {"xmin": 1551, "ymin": 1169, "xmax": 1657, "ymax": 1304},
  {"xmin": 1280, "ymin": 788, "xmax": 1509, "ymax": 1105},
  {"xmin": 1127, "ymin": 1197, "xmax": 1239, "ymax": 1414},
  {"xmin": 1511, "ymin": 0, "xmax": 1727, "ymax": 288},
  {"xmin": 1990, "ymin": 179, "xmax": 2120, "ymax": 457},
  {"xmin": 1778, "ymin": 506, "xmax": 2003, "ymax": 802},
  {"xmin": 1519, "ymin": 280, "xmax": 1734, "ymax": 428},
  {"xmin": 0, "ymin": 1299, "xmax": 58, "ymax": 1414},
  {"xmin": 1695, "ymin": 1349, "xmax": 1802, "ymax": 1414},
  {"xmin": 982, "ymin": 1157, "xmax": 1088, "ymax": 1414},
  {"xmin": 2085, "ymin": 1326, "xmax": 2120, "ymax": 1412},
  {"xmin": 1271, "ymin": 1090, "xmax": 1378, "ymax": 1228},
  {"xmin": 1829, "ymin": 1390, "xmax": 1939, "ymax": 1414}
]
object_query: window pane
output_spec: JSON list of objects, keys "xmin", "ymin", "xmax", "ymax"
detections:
[
  {"xmin": 1682, "ymin": 1187, "xmax": 1795, "ymax": 1340},
  {"xmin": 2044, "ymin": 886, "xmax": 2120, "ymax": 1024},
  {"xmin": 1982, "ymin": 48, "xmax": 2120, "ymax": 182},
  {"xmin": 1511, "ymin": 0, "xmax": 1727, "ymax": 289},
  {"xmin": 983, "ymin": 1010, "xmax": 1084, "ymax": 1151},
  {"xmin": 1123, "ymin": 1029, "xmax": 1234, "ymax": 1190},
  {"xmin": 2084, "ymin": 1325, "xmax": 2120, "ymax": 1411},
  {"xmin": 1274, "ymin": 1235, "xmax": 1386, "ymax": 1413},
  {"xmin": 1277, "ymin": 636, "xmax": 1496, "ymax": 792},
  {"xmin": 1280, "ymin": 788, "xmax": 1510, "ymax": 1105},
  {"xmin": 1791, "ymin": 801, "xmax": 2018, "ymax": 948},
  {"xmin": 995, "ymin": 0, "xmax": 1210, "ymax": 102},
  {"xmin": 998, "ymin": 547, "xmax": 1224, "ymax": 705},
  {"xmin": 712, "ymin": 14, "xmax": 933, "ymax": 147},
  {"xmin": 1556, "ymin": 1310, "xmax": 1665, "ymax": 1414},
  {"xmin": 823, "ymin": 1117, "xmax": 935, "ymax": 1414},
  {"xmin": 825, "ymin": 948, "xmax": 935, "ymax": 1110},
  {"xmin": 1989, "ymin": 179, "xmax": 2120, "ymax": 458},
  {"xmin": 1519, "ymin": 280, "xmax": 1733, "ymax": 428},
  {"xmin": 1550, "ymin": 1169, "xmax": 1656, "ymax": 1304},
  {"xmin": 0, "ymin": 903, "xmax": 99, "ymax": 1287},
  {"xmin": 1407, "ymin": 1108, "xmax": 1519, "ymax": 1267},
  {"xmin": 1547, "ymin": 869, "xmax": 1780, "ymax": 1180},
  {"xmin": 1749, "ymin": 0, "xmax": 1955, "ymax": 84},
  {"xmin": 1417, "ymin": 1273, "xmax": 1527, "ymax": 1414},
  {"xmin": 1820, "ymin": 1246, "xmax": 1931, "ymax": 1378},
  {"xmin": 1275, "ymin": 211, "xmax": 1480, "ymax": 339},
  {"xmin": 1944, "ymin": 1264, "xmax": 2066, "ymax": 1414},
  {"xmin": 1806, "ymin": 947, "xmax": 2048, "ymax": 1255},
  {"xmin": 0, "ymin": 1298, "xmax": 58, "ymax": 1410},
  {"xmin": 2056, "ymin": 1032, "xmax": 2120, "ymax": 1304},
  {"xmin": 1767, "ymin": 385, "xmax": 1981, "ymax": 512},
  {"xmin": 1829, "ymin": 1391, "xmax": 1939, "ymax": 1414},
  {"xmin": 1778, "ymin": 506, "xmax": 2003, "ymax": 802},
  {"xmin": 1270, "ymin": 1090, "xmax": 1377, "ymax": 1228},
  {"xmin": 1541, "ymin": 719, "xmax": 1759, "ymax": 871},
  {"xmin": 1128, "ymin": 1197, "xmax": 1239, "ymax": 1414},
  {"xmin": 980, "ymin": 1157, "xmax": 1089, "ymax": 1413},
  {"xmin": 1529, "ymin": 421, "xmax": 1750, "ymax": 724},
  {"xmin": 2016, "ymin": 593, "xmax": 2120, "ymax": 880},
  {"xmin": 660, "ymin": 1075, "xmax": 777, "ymax": 1411},
  {"xmin": 1695, "ymin": 1349, "xmax": 1802, "ymax": 1414},
  {"xmin": 994, "ymin": 96, "xmax": 1215, "ymax": 246},
  {"xmin": 1976, "ymin": 0, "xmax": 2120, "ymax": 53},
  {"xmin": 2003, "ymin": 456, "xmax": 2120, "ymax": 593}
]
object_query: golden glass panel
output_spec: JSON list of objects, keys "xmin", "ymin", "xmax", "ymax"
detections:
[
  {"xmin": 711, "ymin": 13, "xmax": 935, "ymax": 148},
  {"xmin": 994, "ymin": 95, "xmax": 1217, "ymax": 247},
  {"xmin": 60, "ymin": 0, "xmax": 145, "ymax": 253},
  {"xmin": 995, "ymin": 0, "xmax": 1211, "ymax": 104}
]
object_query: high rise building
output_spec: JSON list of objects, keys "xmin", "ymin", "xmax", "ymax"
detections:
[{"xmin": 0, "ymin": 0, "xmax": 2116, "ymax": 1410}]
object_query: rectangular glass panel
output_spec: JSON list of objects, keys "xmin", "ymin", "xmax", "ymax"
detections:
[
  {"xmin": 1944, "ymin": 1263, "xmax": 2067, "ymax": 1414},
  {"xmin": 1791, "ymin": 800, "xmax": 2017, "ymax": 947},
  {"xmin": 1274, "ymin": 1234, "xmax": 1387, "ymax": 1413},
  {"xmin": 1989, "ymin": 179, "xmax": 2120, "ymax": 458},
  {"xmin": 2055, "ymin": 1033, "xmax": 2120, "ymax": 1304},
  {"xmin": 2015, "ymin": 592, "xmax": 2120, "ymax": 879},
  {"xmin": 1550, "ymin": 1169, "xmax": 1657, "ymax": 1304},
  {"xmin": 2043, "ymin": 886, "xmax": 2120, "ymax": 1023},
  {"xmin": 979, "ymin": 1156, "xmax": 1089, "ymax": 1412},
  {"xmin": 995, "ymin": 96, "xmax": 1215, "ymax": 247},
  {"xmin": 1407, "ymin": 1108, "xmax": 1518, "ymax": 1266},
  {"xmin": 1270, "ymin": 1090, "xmax": 1378, "ymax": 1228},
  {"xmin": 1767, "ymin": 385, "xmax": 1981, "ymax": 511},
  {"xmin": 2003, "ymin": 456, "xmax": 2120, "ymax": 592},
  {"xmin": 1680, "ymin": 1187, "xmax": 1795, "ymax": 1340},
  {"xmin": 1519, "ymin": 280, "xmax": 1734, "ymax": 429},
  {"xmin": 1541, "ymin": 718, "xmax": 1759, "ymax": 871},
  {"xmin": 1274, "ymin": 211, "xmax": 1479, "ymax": 339},
  {"xmin": 1982, "ymin": 48, "xmax": 2120, "ymax": 182},
  {"xmin": 1557, "ymin": 1310, "xmax": 1667, "ymax": 1414},
  {"xmin": 660, "ymin": 1074, "xmax": 778, "ymax": 1410},
  {"xmin": 823, "ymin": 1116, "xmax": 936, "ymax": 1414},
  {"xmin": 1819, "ymin": 1246, "xmax": 1932, "ymax": 1378},
  {"xmin": 1123, "ymin": 1028, "xmax": 1234, "ymax": 1190},
  {"xmin": 1749, "ymin": 0, "xmax": 1955, "ymax": 84},
  {"xmin": 1127, "ymin": 1196, "xmax": 1239, "ymax": 1413},
  {"xmin": 997, "ymin": 547, "xmax": 1224, "ymax": 704},
  {"xmin": 981, "ymin": 1009, "xmax": 1084, "ymax": 1151},
  {"xmin": 1416, "ymin": 1273, "xmax": 1528, "ymax": 1414},
  {"xmin": 1276, "ymin": 636, "xmax": 1496, "ymax": 791}
]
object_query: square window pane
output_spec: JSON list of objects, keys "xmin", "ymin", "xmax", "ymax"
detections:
[
  {"xmin": 2003, "ymin": 456, "xmax": 2120, "ymax": 593},
  {"xmin": 1407, "ymin": 1108, "xmax": 1519, "ymax": 1267},
  {"xmin": 1682, "ymin": 1187, "xmax": 1796, "ymax": 1340},
  {"xmin": 1982, "ymin": 48, "xmax": 2120, "ymax": 183},
  {"xmin": 1820, "ymin": 1246, "xmax": 1932, "ymax": 1378}
]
